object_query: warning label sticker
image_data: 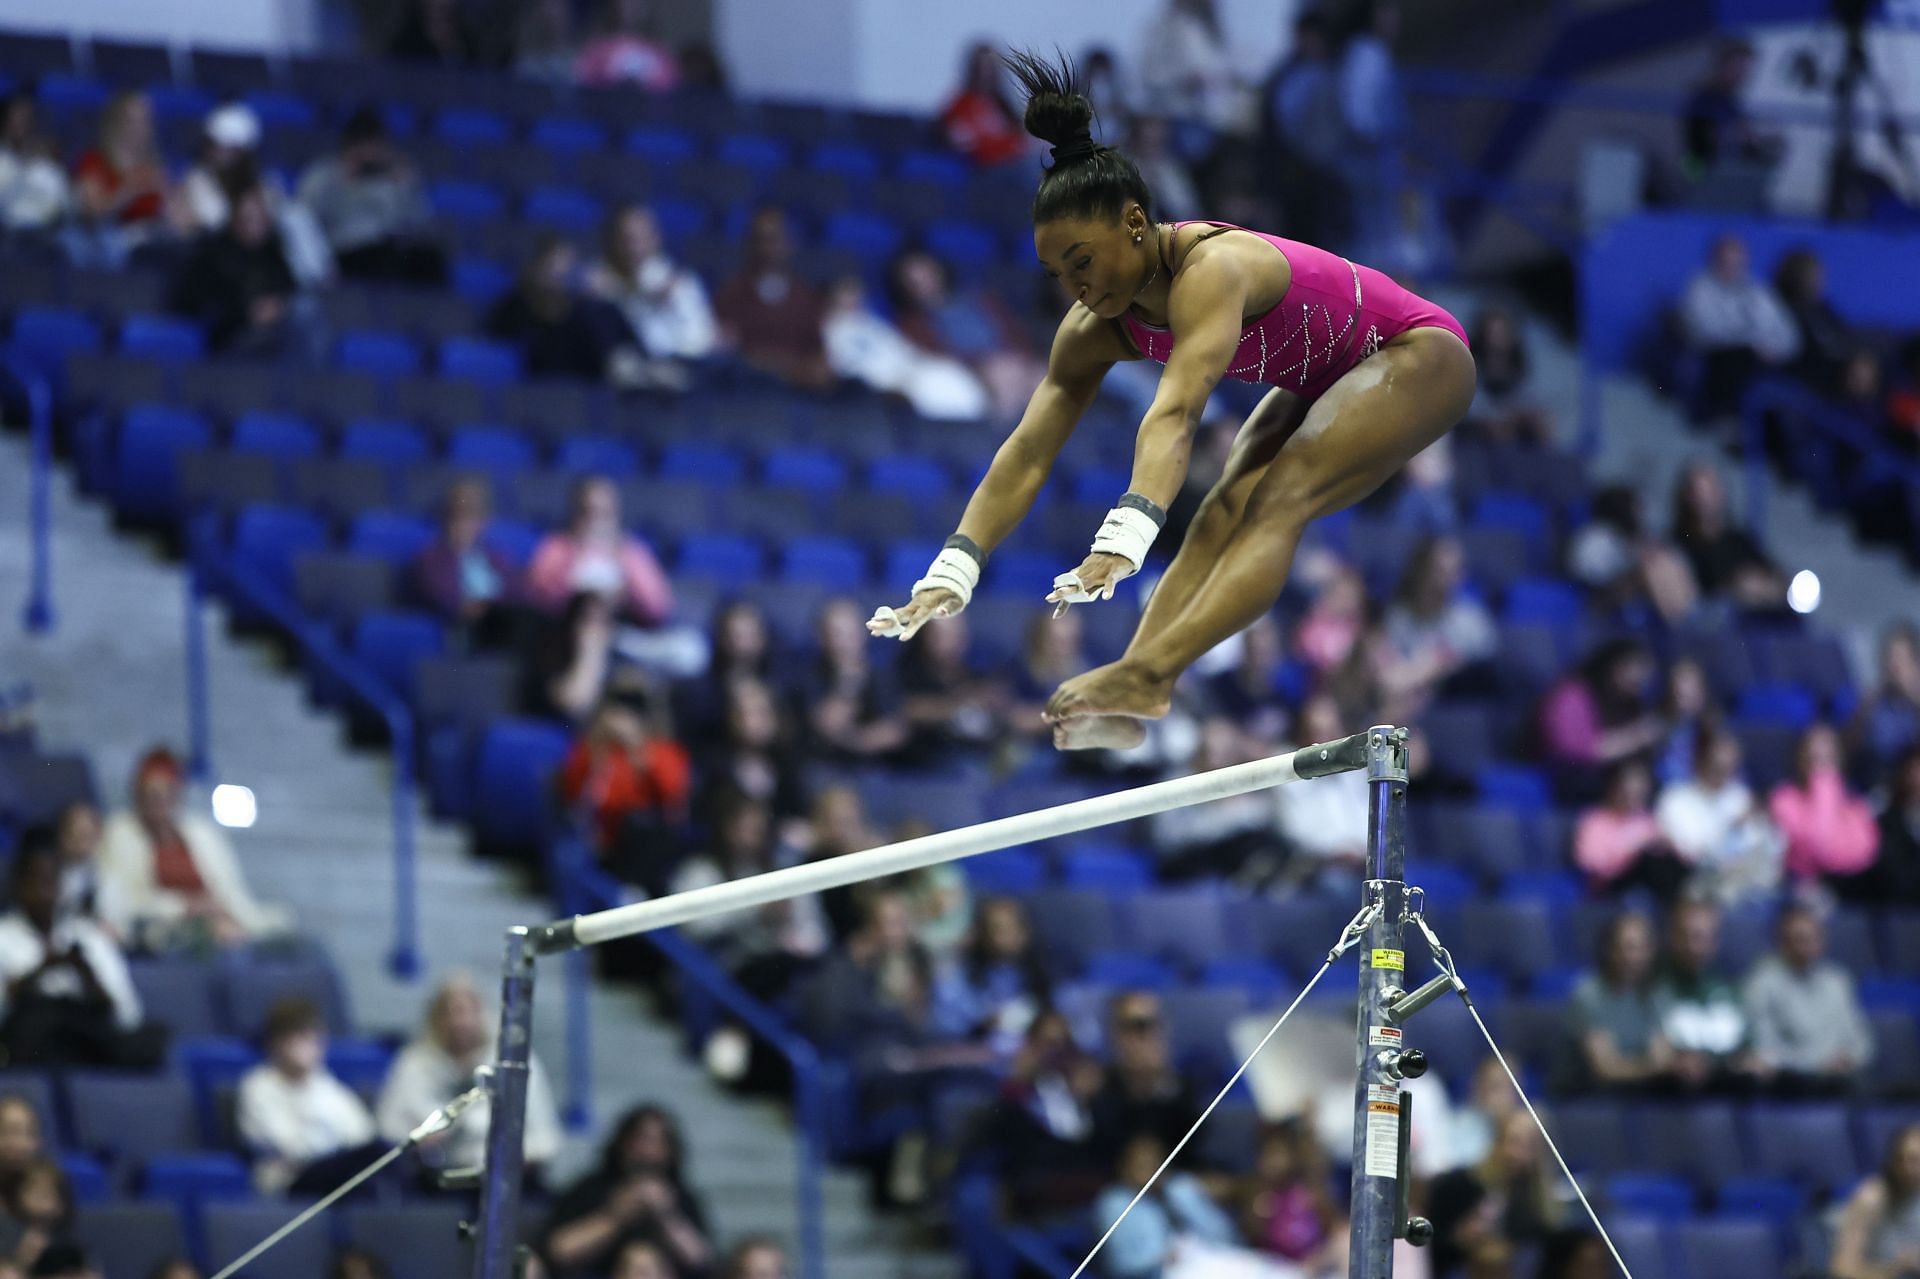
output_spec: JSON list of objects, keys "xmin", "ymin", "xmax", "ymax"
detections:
[
  {"xmin": 1371, "ymin": 948, "xmax": 1405, "ymax": 971},
  {"xmin": 1369, "ymin": 1025, "xmax": 1403, "ymax": 1049},
  {"xmin": 1365, "ymin": 1085, "xmax": 1401, "ymax": 1177}
]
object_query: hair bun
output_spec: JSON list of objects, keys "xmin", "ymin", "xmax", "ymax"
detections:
[{"xmin": 1003, "ymin": 48, "xmax": 1096, "ymax": 152}]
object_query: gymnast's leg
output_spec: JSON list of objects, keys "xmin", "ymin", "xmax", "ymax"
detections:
[{"xmin": 1047, "ymin": 328, "xmax": 1475, "ymax": 737}]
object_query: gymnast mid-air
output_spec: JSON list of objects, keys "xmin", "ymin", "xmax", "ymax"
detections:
[{"xmin": 868, "ymin": 51, "xmax": 1476, "ymax": 750}]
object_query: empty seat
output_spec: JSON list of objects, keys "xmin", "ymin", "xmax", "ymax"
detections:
[
  {"xmin": 657, "ymin": 442, "xmax": 745, "ymax": 487},
  {"xmin": 1604, "ymin": 1172, "xmax": 1694, "ymax": 1220},
  {"xmin": 1548, "ymin": 1100, "xmax": 1637, "ymax": 1175},
  {"xmin": 72, "ymin": 1201, "xmax": 187, "ymax": 1279},
  {"xmin": 205, "ymin": 1198, "xmax": 332, "ymax": 1278},
  {"xmin": 435, "ymin": 107, "xmax": 511, "ymax": 147},
  {"xmin": 119, "ymin": 313, "xmax": 207, "ymax": 363},
  {"xmin": 439, "ymin": 337, "xmax": 523, "ymax": 384},
  {"xmin": 960, "ymin": 847, "xmax": 1048, "ymax": 895},
  {"xmin": 0, "ymin": 752, "xmax": 97, "ymax": 826},
  {"xmin": 347, "ymin": 512, "xmax": 436, "ymax": 567},
  {"xmin": 335, "ymin": 330, "xmax": 423, "ymax": 378},
  {"xmin": 231, "ymin": 411, "xmax": 322, "ymax": 462},
  {"xmin": 675, "ymin": 532, "xmax": 763, "ymax": 580},
  {"xmin": 293, "ymin": 551, "xmax": 397, "ymax": 629},
  {"xmin": 1059, "ymin": 844, "xmax": 1154, "ymax": 891},
  {"xmin": 413, "ymin": 656, "xmax": 520, "ymax": 729},
  {"xmin": 530, "ymin": 115, "xmax": 607, "ymax": 153},
  {"xmin": 1637, "ymin": 1101, "xmax": 1743, "ymax": 1185},
  {"xmin": 1603, "ymin": 1215, "xmax": 1669, "ymax": 1279},
  {"xmin": 1746, "ymin": 1103, "xmax": 1859, "ymax": 1192},
  {"xmin": 127, "ymin": 958, "xmax": 223, "ymax": 1039},
  {"xmin": 116, "ymin": 404, "xmax": 213, "ymax": 522},
  {"xmin": 178, "ymin": 449, "xmax": 280, "ymax": 518},
  {"xmin": 556, "ymin": 434, "xmax": 641, "ymax": 478},
  {"xmin": 1672, "ymin": 1218, "xmax": 1781, "ymax": 1279},
  {"xmin": 340, "ymin": 419, "xmax": 431, "ymax": 467},
  {"xmin": 68, "ymin": 1072, "xmax": 198, "ymax": 1169},
  {"xmin": 1121, "ymin": 890, "xmax": 1232, "ymax": 971},
  {"xmin": 347, "ymin": 1203, "xmax": 472, "ymax": 1279},
  {"xmin": 351, "ymin": 611, "xmax": 445, "ymax": 698},
  {"xmin": 1162, "ymin": 987, "xmax": 1251, "ymax": 1070},
  {"xmin": 1451, "ymin": 899, "xmax": 1557, "ymax": 982},
  {"xmin": 230, "ymin": 505, "xmax": 329, "ymax": 592},
  {"xmin": 523, "ymin": 184, "xmax": 603, "ymax": 232},
  {"xmin": 780, "ymin": 536, "xmax": 867, "ymax": 588},
  {"xmin": 220, "ymin": 953, "xmax": 351, "ymax": 1041},
  {"xmin": 446, "ymin": 425, "xmax": 537, "ymax": 475},
  {"xmin": 471, "ymin": 719, "xmax": 573, "ymax": 850},
  {"xmin": 1022, "ymin": 889, "xmax": 1117, "ymax": 970}
]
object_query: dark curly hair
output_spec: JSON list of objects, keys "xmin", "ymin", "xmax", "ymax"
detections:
[{"xmin": 1003, "ymin": 48, "xmax": 1154, "ymax": 226}]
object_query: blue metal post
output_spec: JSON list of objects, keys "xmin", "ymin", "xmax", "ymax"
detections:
[
  {"xmin": 388, "ymin": 716, "xmax": 421, "ymax": 979},
  {"xmin": 473, "ymin": 926, "xmax": 535, "ymax": 1279},
  {"xmin": 20, "ymin": 379, "xmax": 53, "ymax": 634},
  {"xmin": 1348, "ymin": 726, "xmax": 1410, "ymax": 1279},
  {"xmin": 183, "ymin": 516, "xmax": 214, "ymax": 783}
]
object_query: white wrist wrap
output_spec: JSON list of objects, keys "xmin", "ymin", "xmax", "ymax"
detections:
[
  {"xmin": 1090, "ymin": 505, "xmax": 1161, "ymax": 571},
  {"xmin": 911, "ymin": 546, "xmax": 981, "ymax": 610}
]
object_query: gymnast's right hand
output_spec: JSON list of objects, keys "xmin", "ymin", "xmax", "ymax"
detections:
[{"xmin": 867, "ymin": 587, "xmax": 960, "ymax": 641}]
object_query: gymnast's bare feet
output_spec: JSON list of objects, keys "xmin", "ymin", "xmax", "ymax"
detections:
[
  {"xmin": 1044, "ymin": 660, "xmax": 1173, "ymax": 732},
  {"xmin": 1051, "ymin": 716, "xmax": 1148, "ymax": 751}
]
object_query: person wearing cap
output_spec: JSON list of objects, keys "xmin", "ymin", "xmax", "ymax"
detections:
[{"xmin": 179, "ymin": 103, "xmax": 331, "ymax": 284}]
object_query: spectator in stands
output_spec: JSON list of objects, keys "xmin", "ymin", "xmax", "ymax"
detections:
[
  {"xmin": 0, "ymin": 1094, "xmax": 43, "ymax": 1200},
  {"xmin": 940, "ymin": 43, "xmax": 1025, "ymax": 168},
  {"xmin": 1426, "ymin": 1111, "xmax": 1568, "ymax": 1279},
  {"xmin": 1292, "ymin": 560, "xmax": 1366, "ymax": 679},
  {"xmin": 296, "ymin": 106, "xmax": 446, "ymax": 286},
  {"xmin": 1744, "ymin": 901, "xmax": 1873, "ymax": 1095},
  {"xmin": 169, "ymin": 181, "xmax": 314, "ymax": 358},
  {"xmin": 1150, "ymin": 718, "xmax": 1279, "ymax": 881},
  {"xmin": 410, "ymin": 475, "xmax": 516, "ymax": 645},
  {"xmin": 576, "ymin": 0, "xmax": 681, "ymax": 91},
  {"xmin": 900, "ymin": 614, "xmax": 1005, "ymax": 765},
  {"xmin": 1654, "ymin": 897, "xmax": 1766, "ymax": 1092},
  {"xmin": 588, "ymin": 204, "xmax": 718, "ymax": 362},
  {"xmin": 489, "ymin": 236, "xmax": 662, "ymax": 388},
  {"xmin": 1094, "ymin": 1131, "xmax": 1243, "ymax": 1278},
  {"xmin": 1575, "ymin": 757, "xmax": 1688, "ymax": 901},
  {"xmin": 1465, "ymin": 304, "xmax": 1552, "ymax": 444},
  {"xmin": 1886, "ymin": 339, "xmax": 1920, "ymax": 448},
  {"xmin": 1679, "ymin": 235, "xmax": 1798, "ymax": 419},
  {"xmin": 1382, "ymin": 535, "xmax": 1497, "ymax": 695},
  {"xmin": 1005, "ymin": 609, "xmax": 1091, "ymax": 744},
  {"xmin": 1566, "ymin": 912, "xmax": 1675, "ymax": 1093},
  {"xmin": 1081, "ymin": 46, "xmax": 1133, "ymax": 122},
  {"xmin": 1092, "ymin": 991, "xmax": 1201, "ymax": 1163},
  {"xmin": 543, "ymin": 1103, "xmax": 712, "ymax": 1279},
  {"xmin": 787, "ymin": 786, "xmax": 884, "ymax": 942},
  {"xmin": 698, "ymin": 678, "xmax": 809, "ymax": 822},
  {"xmin": 1773, "ymin": 246, "xmax": 1854, "ymax": 390},
  {"xmin": 1537, "ymin": 639, "xmax": 1665, "ymax": 786},
  {"xmin": 525, "ymin": 591, "xmax": 620, "ymax": 724},
  {"xmin": 1261, "ymin": 11, "xmax": 1348, "ymax": 248},
  {"xmin": 1850, "ymin": 621, "xmax": 1920, "ymax": 779},
  {"xmin": 1770, "ymin": 722, "xmax": 1880, "ymax": 884},
  {"xmin": 1681, "ymin": 36, "xmax": 1780, "ymax": 180},
  {"xmin": 0, "ymin": 1158, "xmax": 73, "ymax": 1276},
  {"xmin": 100, "ymin": 747, "xmax": 286, "ymax": 947},
  {"xmin": 714, "ymin": 208, "xmax": 833, "ymax": 392},
  {"xmin": 0, "ymin": 89, "xmax": 68, "ymax": 243},
  {"xmin": 672, "ymin": 600, "xmax": 773, "ymax": 744},
  {"xmin": 1671, "ymin": 461, "xmax": 1785, "ymax": 607},
  {"xmin": 1126, "ymin": 115, "xmax": 1202, "ymax": 222},
  {"xmin": 67, "ymin": 89, "xmax": 172, "ymax": 267},
  {"xmin": 147, "ymin": 1260, "xmax": 201, "ymax": 1279},
  {"xmin": 514, "ymin": 0, "xmax": 580, "ymax": 84},
  {"xmin": 1653, "ymin": 655, "xmax": 1717, "ymax": 784},
  {"xmin": 797, "ymin": 598, "xmax": 910, "ymax": 764},
  {"xmin": 886, "ymin": 249, "xmax": 1047, "ymax": 418},
  {"xmin": 1138, "ymin": 0, "xmax": 1246, "ymax": 132},
  {"xmin": 893, "ymin": 823, "xmax": 972, "ymax": 961},
  {"xmin": 237, "ymin": 996, "xmax": 381, "ymax": 1195},
  {"xmin": 47, "ymin": 802, "xmax": 114, "ymax": 934},
  {"xmin": 527, "ymin": 477, "xmax": 674, "ymax": 624},
  {"xmin": 1656, "ymin": 725, "xmax": 1785, "ymax": 902},
  {"xmin": 931, "ymin": 896, "xmax": 1052, "ymax": 1058},
  {"xmin": 1240, "ymin": 1121, "xmax": 1343, "ymax": 1271},
  {"xmin": 989, "ymin": 1008, "xmax": 1108, "ymax": 1214},
  {"xmin": 558, "ymin": 695, "xmax": 692, "ymax": 888},
  {"xmin": 1565, "ymin": 486, "xmax": 1701, "ymax": 628},
  {"xmin": 177, "ymin": 104, "xmax": 330, "ymax": 285},
  {"xmin": 0, "ymin": 843, "xmax": 160, "ymax": 1069},
  {"xmin": 377, "ymin": 974, "xmax": 563, "ymax": 1189},
  {"xmin": 722, "ymin": 1239, "xmax": 788, "ymax": 1279},
  {"xmin": 389, "ymin": 0, "xmax": 478, "ymax": 65},
  {"xmin": 820, "ymin": 275, "xmax": 993, "ymax": 420},
  {"xmin": 606, "ymin": 1241, "xmax": 676, "ymax": 1279},
  {"xmin": 1202, "ymin": 614, "xmax": 1289, "ymax": 746},
  {"xmin": 1841, "ymin": 745, "xmax": 1920, "ymax": 904},
  {"xmin": 1830, "ymin": 1122, "xmax": 1920, "ymax": 1279},
  {"xmin": 1273, "ymin": 693, "xmax": 1370, "ymax": 886}
]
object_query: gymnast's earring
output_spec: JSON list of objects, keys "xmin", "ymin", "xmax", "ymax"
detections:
[{"xmin": 1133, "ymin": 234, "xmax": 1143, "ymax": 244}]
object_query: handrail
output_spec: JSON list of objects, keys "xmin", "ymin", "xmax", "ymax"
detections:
[
  {"xmin": 1738, "ymin": 376, "xmax": 1920, "ymax": 541},
  {"xmin": 12, "ymin": 363, "xmax": 53, "ymax": 634},
  {"xmin": 559, "ymin": 856, "xmax": 827, "ymax": 1279},
  {"xmin": 184, "ymin": 514, "xmax": 421, "ymax": 979}
]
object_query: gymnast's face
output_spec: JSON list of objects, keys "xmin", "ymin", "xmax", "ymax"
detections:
[{"xmin": 1034, "ymin": 206, "xmax": 1154, "ymax": 321}]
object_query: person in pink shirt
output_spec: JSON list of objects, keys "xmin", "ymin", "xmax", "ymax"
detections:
[
  {"xmin": 1770, "ymin": 722, "xmax": 1880, "ymax": 882},
  {"xmin": 1574, "ymin": 757, "xmax": 1687, "ymax": 900},
  {"xmin": 1537, "ymin": 640, "xmax": 1666, "ymax": 784},
  {"xmin": 526, "ymin": 476, "xmax": 674, "ymax": 624}
]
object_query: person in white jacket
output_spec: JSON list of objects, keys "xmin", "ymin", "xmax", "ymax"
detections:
[
  {"xmin": 237, "ymin": 997, "xmax": 379, "ymax": 1195},
  {"xmin": 1680, "ymin": 234, "xmax": 1799, "ymax": 418},
  {"xmin": 586, "ymin": 203, "xmax": 718, "ymax": 360},
  {"xmin": 376, "ymin": 974, "xmax": 562, "ymax": 1185},
  {"xmin": 97, "ymin": 748, "xmax": 289, "ymax": 949}
]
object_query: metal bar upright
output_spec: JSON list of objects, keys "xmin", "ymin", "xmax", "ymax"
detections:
[
  {"xmin": 474, "ymin": 926, "xmax": 536, "ymax": 1279},
  {"xmin": 1348, "ymin": 725, "xmax": 1411, "ymax": 1279}
]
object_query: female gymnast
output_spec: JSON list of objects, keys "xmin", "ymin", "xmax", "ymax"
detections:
[{"xmin": 867, "ymin": 52, "xmax": 1476, "ymax": 750}]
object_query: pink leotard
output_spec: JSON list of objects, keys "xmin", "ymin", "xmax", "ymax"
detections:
[{"xmin": 1116, "ymin": 221, "xmax": 1469, "ymax": 403}]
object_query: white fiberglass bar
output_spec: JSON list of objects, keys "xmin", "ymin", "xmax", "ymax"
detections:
[{"xmin": 537, "ymin": 731, "xmax": 1370, "ymax": 953}]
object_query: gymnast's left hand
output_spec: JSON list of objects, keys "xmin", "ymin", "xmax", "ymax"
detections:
[{"xmin": 1046, "ymin": 552, "xmax": 1136, "ymax": 618}]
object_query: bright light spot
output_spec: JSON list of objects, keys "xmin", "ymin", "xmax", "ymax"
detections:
[
  {"xmin": 211, "ymin": 784, "xmax": 257, "ymax": 829},
  {"xmin": 1787, "ymin": 569, "xmax": 1822, "ymax": 615}
]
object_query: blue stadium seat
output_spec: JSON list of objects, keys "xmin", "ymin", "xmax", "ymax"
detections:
[
  {"xmin": 1059, "ymin": 844, "xmax": 1154, "ymax": 891},
  {"xmin": 822, "ymin": 209, "xmax": 905, "ymax": 258},
  {"xmin": 897, "ymin": 149, "xmax": 971, "ymax": 186},
  {"xmin": 1746, "ymin": 1103, "xmax": 1859, "ymax": 1192},
  {"xmin": 853, "ymin": 771, "xmax": 985, "ymax": 830},
  {"xmin": 809, "ymin": 141, "xmax": 883, "ymax": 181},
  {"xmin": 1197, "ymin": 958, "xmax": 1291, "ymax": 999},
  {"xmin": 924, "ymin": 220, "xmax": 1000, "ymax": 269},
  {"xmin": 1637, "ymin": 1101, "xmax": 1744, "ymax": 1185},
  {"xmin": 483, "ymin": 519, "xmax": 542, "ymax": 570},
  {"xmin": 1023, "ymin": 889, "xmax": 1117, "ymax": 970},
  {"xmin": 471, "ymin": 719, "xmax": 573, "ymax": 849},
  {"xmin": 979, "ymin": 549, "xmax": 1060, "ymax": 599},
  {"xmin": 60, "ymin": 1154, "xmax": 109, "ymax": 1204},
  {"xmin": 1233, "ymin": 897, "xmax": 1355, "ymax": 977},
  {"xmin": 231, "ymin": 504, "xmax": 328, "ymax": 592},
  {"xmin": 1605, "ymin": 1216, "xmax": 1669, "ymax": 1279},
  {"xmin": 960, "ymin": 847, "xmax": 1048, "ymax": 895},
  {"xmin": 347, "ymin": 1203, "xmax": 472, "ymax": 1279},
  {"xmin": 340, "ymin": 419, "xmax": 431, "ymax": 468},
  {"xmin": 867, "ymin": 455, "xmax": 950, "ymax": 497},
  {"xmin": 1673, "ymin": 1219, "xmax": 1781, "ymax": 1279},
  {"xmin": 1163, "ymin": 987, "xmax": 1250, "ymax": 1069},
  {"xmin": 781, "ymin": 536, "xmax": 868, "ymax": 588},
  {"xmin": 241, "ymin": 88, "xmax": 317, "ymax": 129},
  {"xmin": 1452, "ymin": 899, "xmax": 1557, "ymax": 983},
  {"xmin": 206, "ymin": 1199, "xmax": 333, "ymax": 1278},
  {"xmin": 128, "ymin": 958, "xmax": 223, "ymax": 1039},
  {"xmin": 1473, "ymin": 764, "xmax": 1554, "ymax": 811},
  {"xmin": 882, "ymin": 540, "xmax": 946, "ymax": 589},
  {"xmin": 435, "ymin": 107, "xmax": 511, "ymax": 147},
  {"xmin": 231, "ymin": 411, "xmax": 321, "ymax": 461},
  {"xmin": 1470, "ymin": 490, "xmax": 1553, "ymax": 541},
  {"xmin": 116, "ymin": 404, "xmax": 213, "ymax": 522},
  {"xmin": 676, "ymin": 532, "xmax": 763, "ymax": 580},
  {"xmin": 1123, "ymin": 890, "xmax": 1233, "ymax": 971},
  {"xmin": 1716, "ymin": 1175, "xmax": 1806, "ymax": 1221},
  {"xmin": 1605, "ymin": 1173, "xmax": 1695, "ymax": 1221},
  {"xmin": 72, "ymin": 1201, "xmax": 187, "ymax": 1279},
  {"xmin": 440, "ymin": 337, "xmax": 524, "ymax": 384},
  {"xmin": 1734, "ymin": 682, "xmax": 1819, "ymax": 731},
  {"xmin": 68, "ymin": 1072, "xmax": 198, "ymax": 1170},
  {"xmin": 650, "ymin": 197, "xmax": 706, "ymax": 239},
  {"xmin": 336, "ymin": 330, "xmax": 423, "ymax": 377},
  {"xmin": 761, "ymin": 446, "xmax": 847, "ymax": 493},
  {"xmin": 220, "ymin": 950, "xmax": 352, "ymax": 1041},
  {"xmin": 556, "ymin": 434, "xmax": 641, "ymax": 478},
  {"xmin": 119, "ymin": 313, "xmax": 207, "ymax": 363},
  {"xmin": 447, "ymin": 425, "xmax": 537, "ymax": 475},
  {"xmin": 625, "ymin": 125, "xmax": 700, "ymax": 163},
  {"xmin": 351, "ymin": 610, "xmax": 445, "ymax": 698},
  {"xmin": 452, "ymin": 255, "xmax": 514, "ymax": 304},
  {"xmin": 143, "ymin": 1152, "xmax": 251, "ymax": 1230},
  {"xmin": 327, "ymin": 1037, "xmax": 396, "ymax": 1097},
  {"xmin": 173, "ymin": 1036, "xmax": 255, "ymax": 1144},
  {"xmin": 1084, "ymin": 952, "xmax": 1177, "ymax": 990},
  {"xmin": 531, "ymin": 115, "xmax": 607, "ymax": 153},
  {"xmin": 429, "ymin": 178, "xmax": 507, "ymax": 224},
  {"xmin": 346, "ymin": 511, "xmax": 436, "ymax": 568},
  {"xmin": 657, "ymin": 441, "xmax": 746, "ymax": 487},
  {"xmin": 1501, "ymin": 577, "xmax": 1583, "ymax": 626},
  {"xmin": 716, "ymin": 132, "xmax": 789, "ymax": 172},
  {"xmin": 524, "ymin": 184, "xmax": 603, "ymax": 232},
  {"xmin": 1551, "ymin": 1100, "xmax": 1637, "ymax": 1175},
  {"xmin": 12, "ymin": 303, "xmax": 103, "ymax": 375}
]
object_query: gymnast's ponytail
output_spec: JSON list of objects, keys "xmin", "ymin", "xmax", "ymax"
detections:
[{"xmin": 1003, "ymin": 48, "xmax": 1154, "ymax": 226}]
